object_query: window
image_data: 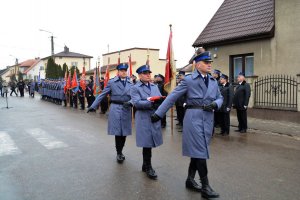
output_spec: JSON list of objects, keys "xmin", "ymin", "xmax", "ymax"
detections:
[
  {"xmin": 39, "ymin": 66, "xmax": 44, "ymax": 70},
  {"xmin": 230, "ymin": 53, "xmax": 254, "ymax": 82},
  {"xmin": 71, "ymin": 62, "xmax": 78, "ymax": 67}
]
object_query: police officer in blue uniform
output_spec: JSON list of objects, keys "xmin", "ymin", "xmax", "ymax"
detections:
[
  {"xmin": 151, "ymin": 52, "xmax": 223, "ymax": 198},
  {"xmin": 87, "ymin": 63, "xmax": 133, "ymax": 163},
  {"xmin": 130, "ymin": 65, "xmax": 163, "ymax": 180}
]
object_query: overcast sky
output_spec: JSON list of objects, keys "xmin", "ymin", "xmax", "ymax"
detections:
[{"xmin": 0, "ymin": 0, "xmax": 223, "ymax": 70}]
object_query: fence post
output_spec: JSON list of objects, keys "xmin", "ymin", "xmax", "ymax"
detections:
[
  {"xmin": 297, "ymin": 74, "xmax": 300, "ymax": 112},
  {"xmin": 245, "ymin": 76, "xmax": 259, "ymax": 108}
]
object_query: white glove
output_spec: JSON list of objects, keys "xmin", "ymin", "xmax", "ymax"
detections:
[
  {"xmin": 244, "ymin": 105, "xmax": 247, "ymax": 109},
  {"xmin": 183, "ymin": 103, "xmax": 186, "ymax": 107},
  {"xmin": 226, "ymin": 107, "xmax": 231, "ymax": 112}
]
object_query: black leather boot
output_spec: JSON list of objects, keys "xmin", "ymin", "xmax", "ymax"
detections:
[
  {"xmin": 200, "ymin": 176, "xmax": 219, "ymax": 198},
  {"xmin": 116, "ymin": 153, "xmax": 125, "ymax": 163},
  {"xmin": 186, "ymin": 168, "xmax": 201, "ymax": 192},
  {"xmin": 142, "ymin": 159, "xmax": 157, "ymax": 180}
]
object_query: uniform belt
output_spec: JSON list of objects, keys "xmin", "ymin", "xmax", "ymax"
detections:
[
  {"xmin": 136, "ymin": 108, "xmax": 154, "ymax": 111},
  {"xmin": 110, "ymin": 100, "xmax": 125, "ymax": 105},
  {"xmin": 185, "ymin": 105, "xmax": 205, "ymax": 109}
]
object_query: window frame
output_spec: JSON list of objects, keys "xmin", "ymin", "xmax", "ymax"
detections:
[{"xmin": 229, "ymin": 53, "xmax": 254, "ymax": 83}]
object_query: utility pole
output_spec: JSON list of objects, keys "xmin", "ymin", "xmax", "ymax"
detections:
[{"xmin": 39, "ymin": 29, "xmax": 55, "ymax": 55}]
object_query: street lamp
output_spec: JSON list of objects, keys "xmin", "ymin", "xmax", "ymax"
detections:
[
  {"xmin": 39, "ymin": 29, "xmax": 55, "ymax": 55},
  {"xmin": 9, "ymin": 54, "xmax": 18, "ymax": 65}
]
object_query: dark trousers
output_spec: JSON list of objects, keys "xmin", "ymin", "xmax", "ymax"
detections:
[
  {"xmin": 10, "ymin": 89, "xmax": 18, "ymax": 96},
  {"xmin": 176, "ymin": 106, "xmax": 185, "ymax": 125},
  {"xmin": 115, "ymin": 136, "xmax": 126, "ymax": 154},
  {"xmin": 72, "ymin": 96, "xmax": 78, "ymax": 108},
  {"xmin": 189, "ymin": 158, "xmax": 208, "ymax": 179},
  {"xmin": 19, "ymin": 88, "xmax": 24, "ymax": 97},
  {"xmin": 100, "ymin": 97, "xmax": 108, "ymax": 114},
  {"xmin": 161, "ymin": 115, "xmax": 166, "ymax": 127},
  {"xmin": 79, "ymin": 97, "xmax": 85, "ymax": 109},
  {"xmin": 220, "ymin": 112, "xmax": 230, "ymax": 133},
  {"xmin": 143, "ymin": 147, "xmax": 152, "ymax": 165},
  {"xmin": 236, "ymin": 109, "xmax": 247, "ymax": 130},
  {"xmin": 0, "ymin": 88, "xmax": 2, "ymax": 96},
  {"xmin": 87, "ymin": 96, "xmax": 95, "ymax": 107},
  {"xmin": 214, "ymin": 111, "xmax": 222, "ymax": 127}
]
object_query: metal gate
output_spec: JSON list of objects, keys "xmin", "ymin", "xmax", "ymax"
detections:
[{"xmin": 254, "ymin": 75, "xmax": 298, "ymax": 111}]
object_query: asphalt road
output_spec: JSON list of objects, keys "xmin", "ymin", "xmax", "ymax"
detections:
[{"xmin": 0, "ymin": 94, "xmax": 299, "ymax": 200}]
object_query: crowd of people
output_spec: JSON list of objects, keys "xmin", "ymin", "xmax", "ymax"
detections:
[
  {"xmin": 0, "ymin": 79, "xmax": 38, "ymax": 98},
  {"xmin": 0, "ymin": 50, "xmax": 251, "ymax": 199}
]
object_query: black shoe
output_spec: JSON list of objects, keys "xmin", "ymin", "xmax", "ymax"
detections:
[
  {"xmin": 240, "ymin": 129, "xmax": 247, "ymax": 133},
  {"xmin": 145, "ymin": 167, "xmax": 157, "ymax": 180},
  {"xmin": 234, "ymin": 129, "xmax": 241, "ymax": 132},
  {"xmin": 116, "ymin": 153, "xmax": 125, "ymax": 163},
  {"xmin": 200, "ymin": 177, "xmax": 219, "ymax": 199},
  {"xmin": 186, "ymin": 178, "xmax": 201, "ymax": 192},
  {"xmin": 142, "ymin": 165, "xmax": 157, "ymax": 180}
]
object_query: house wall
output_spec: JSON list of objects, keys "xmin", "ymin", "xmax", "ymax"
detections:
[
  {"xmin": 53, "ymin": 57, "xmax": 92, "ymax": 73},
  {"xmin": 102, "ymin": 48, "xmax": 171, "ymax": 79},
  {"xmin": 26, "ymin": 60, "xmax": 47, "ymax": 80},
  {"xmin": 206, "ymin": 0, "xmax": 300, "ymax": 79}
]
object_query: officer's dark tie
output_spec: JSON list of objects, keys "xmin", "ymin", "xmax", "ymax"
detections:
[
  {"xmin": 204, "ymin": 76, "xmax": 208, "ymax": 87},
  {"xmin": 121, "ymin": 80, "xmax": 126, "ymax": 87}
]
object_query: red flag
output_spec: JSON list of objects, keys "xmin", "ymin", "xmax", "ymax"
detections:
[
  {"xmin": 64, "ymin": 70, "xmax": 68, "ymax": 93},
  {"xmin": 116, "ymin": 51, "xmax": 120, "ymax": 76},
  {"xmin": 164, "ymin": 25, "xmax": 176, "ymax": 93},
  {"xmin": 127, "ymin": 54, "xmax": 132, "ymax": 77},
  {"xmin": 71, "ymin": 69, "xmax": 78, "ymax": 89},
  {"xmin": 80, "ymin": 66, "xmax": 86, "ymax": 90},
  {"xmin": 146, "ymin": 48, "xmax": 150, "ymax": 67},
  {"xmin": 66, "ymin": 73, "xmax": 71, "ymax": 89},
  {"xmin": 104, "ymin": 58, "xmax": 110, "ymax": 87}
]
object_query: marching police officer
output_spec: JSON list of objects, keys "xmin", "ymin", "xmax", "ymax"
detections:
[
  {"xmin": 130, "ymin": 65, "xmax": 163, "ymax": 180},
  {"xmin": 87, "ymin": 63, "xmax": 133, "ymax": 163},
  {"xmin": 151, "ymin": 51, "xmax": 223, "ymax": 198},
  {"xmin": 219, "ymin": 74, "xmax": 234, "ymax": 135},
  {"xmin": 233, "ymin": 72, "xmax": 251, "ymax": 133}
]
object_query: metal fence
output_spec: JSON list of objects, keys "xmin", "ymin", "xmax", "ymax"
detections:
[{"xmin": 254, "ymin": 75, "xmax": 298, "ymax": 111}]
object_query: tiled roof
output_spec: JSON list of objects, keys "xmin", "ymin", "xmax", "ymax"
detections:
[
  {"xmin": 193, "ymin": 0, "xmax": 275, "ymax": 47},
  {"xmin": 52, "ymin": 51, "xmax": 93, "ymax": 58},
  {"xmin": 19, "ymin": 59, "xmax": 39, "ymax": 67}
]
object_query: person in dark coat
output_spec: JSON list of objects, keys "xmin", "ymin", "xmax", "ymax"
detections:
[
  {"xmin": 78, "ymin": 86, "xmax": 85, "ymax": 110},
  {"xmin": 212, "ymin": 69, "xmax": 222, "ymax": 128},
  {"xmin": 219, "ymin": 74, "xmax": 234, "ymax": 135},
  {"xmin": 85, "ymin": 80, "xmax": 95, "ymax": 107},
  {"xmin": 87, "ymin": 63, "xmax": 133, "ymax": 164},
  {"xmin": 17, "ymin": 80, "xmax": 25, "ymax": 97},
  {"xmin": 175, "ymin": 71, "xmax": 186, "ymax": 128},
  {"xmin": 151, "ymin": 51, "xmax": 223, "ymax": 198},
  {"xmin": 10, "ymin": 81, "xmax": 18, "ymax": 96},
  {"xmin": 130, "ymin": 65, "xmax": 163, "ymax": 180},
  {"xmin": 155, "ymin": 74, "xmax": 168, "ymax": 128},
  {"xmin": 233, "ymin": 72, "xmax": 251, "ymax": 133},
  {"xmin": 0, "ymin": 81, "xmax": 3, "ymax": 97},
  {"xmin": 99, "ymin": 77, "xmax": 109, "ymax": 114}
]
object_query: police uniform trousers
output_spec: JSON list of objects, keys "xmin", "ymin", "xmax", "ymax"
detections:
[
  {"xmin": 220, "ymin": 111, "xmax": 230, "ymax": 133},
  {"xmin": 237, "ymin": 109, "xmax": 247, "ymax": 131},
  {"xmin": 115, "ymin": 136, "xmax": 126, "ymax": 154}
]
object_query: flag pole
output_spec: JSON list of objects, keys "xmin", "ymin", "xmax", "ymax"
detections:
[{"xmin": 169, "ymin": 24, "xmax": 174, "ymax": 135}]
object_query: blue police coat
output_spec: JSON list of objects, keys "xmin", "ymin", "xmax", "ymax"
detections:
[
  {"xmin": 130, "ymin": 81, "xmax": 163, "ymax": 148},
  {"xmin": 90, "ymin": 76, "xmax": 132, "ymax": 136},
  {"xmin": 155, "ymin": 70, "xmax": 223, "ymax": 159}
]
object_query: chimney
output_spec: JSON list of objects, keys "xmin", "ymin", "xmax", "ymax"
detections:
[{"xmin": 64, "ymin": 46, "xmax": 69, "ymax": 53}]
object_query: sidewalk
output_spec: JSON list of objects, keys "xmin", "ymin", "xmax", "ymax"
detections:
[{"xmin": 230, "ymin": 116, "xmax": 300, "ymax": 138}]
